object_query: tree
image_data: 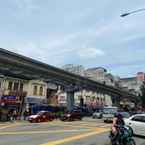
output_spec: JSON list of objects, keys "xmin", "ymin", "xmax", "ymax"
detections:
[{"xmin": 139, "ymin": 81, "xmax": 145, "ymax": 106}]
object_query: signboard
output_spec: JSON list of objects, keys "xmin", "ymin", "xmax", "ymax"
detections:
[
  {"xmin": 25, "ymin": 96, "xmax": 46, "ymax": 104},
  {"xmin": 58, "ymin": 96, "xmax": 67, "ymax": 104},
  {"xmin": 0, "ymin": 95, "xmax": 17, "ymax": 105},
  {"xmin": 2, "ymin": 96, "xmax": 16, "ymax": 100}
]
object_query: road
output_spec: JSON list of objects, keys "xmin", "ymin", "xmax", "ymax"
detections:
[{"xmin": 0, "ymin": 118, "xmax": 144, "ymax": 145}]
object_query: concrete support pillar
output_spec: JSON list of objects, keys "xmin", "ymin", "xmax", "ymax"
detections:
[
  {"xmin": 104, "ymin": 94, "xmax": 112, "ymax": 106},
  {"xmin": 111, "ymin": 94, "xmax": 120, "ymax": 106},
  {"xmin": 66, "ymin": 91, "xmax": 75, "ymax": 112}
]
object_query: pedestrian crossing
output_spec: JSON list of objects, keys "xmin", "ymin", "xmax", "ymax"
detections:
[
  {"xmin": 0, "ymin": 119, "xmax": 111, "ymax": 131},
  {"xmin": 48, "ymin": 120, "xmax": 111, "ymax": 130}
]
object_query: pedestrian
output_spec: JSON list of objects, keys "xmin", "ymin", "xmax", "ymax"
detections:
[
  {"xmin": 9, "ymin": 109, "xmax": 13, "ymax": 122},
  {"xmin": 13, "ymin": 110, "xmax": 17, "ymax": 121}
]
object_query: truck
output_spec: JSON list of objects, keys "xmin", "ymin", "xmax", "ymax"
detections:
[{"xmin": 102, "ymin": 106, "xmax": 118, "ymax": 123}]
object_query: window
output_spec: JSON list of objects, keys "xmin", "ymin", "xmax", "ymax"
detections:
[
  {"xmin": 143, "ymin": 116, "xmax": 145, "ymax": 122},
  {"xmin": 39, "ymin": 86, "xmax": 43, "ymax": 96},
  {"xmin": 33, "ymin": 86, "xmax": 37, "ymax": 95},
  {"xmin": 14, "ymin": 82, "xmax": 19, "ymax": 91},
  {"xmin": 132, "ymin": 116, "xmax": 145, "ymax": 122},
  {"xmin": 8, "ymin": 81, "xmax": 13, "ymax": 90}
]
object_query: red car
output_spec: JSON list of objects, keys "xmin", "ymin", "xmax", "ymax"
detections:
[{"xmin": 28, "ymin": 111, "xmax": 55, "ymax": 123}]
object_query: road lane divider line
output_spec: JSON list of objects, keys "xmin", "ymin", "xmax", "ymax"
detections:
[
  {"xmin": 0, "ymin": 129, "xmax": 91, "ymax": 135},
  {"xmin": 40, "ymin": 128, "xmax": 110, "ymax": 145},
  {"xmin": 48, "ymin": 121, "xmax": 108, "ymax": 128},
  {"xmin": 0, "ymin": 123, "xmax": 20, "ymax": 130},
  {"xmin": 47, "ymin": 122, "xmax": 95, "ymax": 129},
  {"xmin": 100, "ymin": 124, "xmax": 111, "ymax": 128}
]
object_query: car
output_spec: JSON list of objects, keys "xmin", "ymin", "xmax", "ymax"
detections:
[
  {"xmin": 124, "ymin": 114, "xmax": 145, "ymax": 136},
  {"xmin": 60, "ymin": 110, "xmax": 82, "ymax": 121},
  {"xmin": 28, "ymin": 111, "xmax": 55, "ymax": 123},
  {"xmin": 73, "ymin": 106, "xmax": 93, "ymax": 117},
  {"xmin": 118, "ymin": 111, "xmax": 130, "ymax": 119},
  {"xmin": 92, "ymin": 110, "xmax": 103, "ymax": 119}
]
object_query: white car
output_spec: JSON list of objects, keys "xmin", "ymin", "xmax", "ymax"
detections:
[
  {"xmin": 124, "ymin": 114, "xmax": 145, "ymax": 136},
  {"xmin": 92, "ymin": 110, "xmax": 103, "ymax": 119}
]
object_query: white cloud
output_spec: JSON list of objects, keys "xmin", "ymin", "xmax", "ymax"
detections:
[
  {"xmin": 77, "ymin": 48, "xmax": 105, "ymax": 59},
  {"xmin": 14, "ymin": 0, "xmax": 39, "ymax": 13},
  {"xmin": 122, "ymin": 33, "xmax": 145, "ymax": 42},
  {"xmin": 45, "ymin": 33, "xmax": 80, "ymax": 50}
]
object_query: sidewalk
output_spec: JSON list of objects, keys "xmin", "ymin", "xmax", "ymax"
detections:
[{"xmin": 0, "ymin": 120, "xmax": 27, "ymax": 126}]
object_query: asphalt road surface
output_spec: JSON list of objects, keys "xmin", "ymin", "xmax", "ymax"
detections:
[{"xmin": 0, "ymin": 118, "xmax": 144, "ymax": 145}]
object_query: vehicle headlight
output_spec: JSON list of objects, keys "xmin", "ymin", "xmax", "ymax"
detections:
[{"xmin": 67, "ymin": 114, "xmax": 71, "ymax": 117}]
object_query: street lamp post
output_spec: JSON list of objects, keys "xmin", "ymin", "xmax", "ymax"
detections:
[{"xmin": 120, "ymin": 8, "xmax": 145, "ymax": 17}]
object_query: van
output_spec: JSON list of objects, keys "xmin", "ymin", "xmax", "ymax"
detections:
[{"xmin": 102, "ymin": 106, "xmax": 118, "ymax": 123}]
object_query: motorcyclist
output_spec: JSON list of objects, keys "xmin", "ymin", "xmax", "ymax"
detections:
[
  {"xmin": 111, "ymin": 113, "xmax": 125, "ymax": 137},
  {"xmin": 110, "ymin": 113, "xmax": 135, "ymax": 145}
]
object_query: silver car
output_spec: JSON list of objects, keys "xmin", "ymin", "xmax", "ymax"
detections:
[{"xmin": 92, "ymin": 110, "xmax": 103, "ymax": 119}]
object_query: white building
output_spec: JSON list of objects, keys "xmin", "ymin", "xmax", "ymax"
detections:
[
  {"xmin": 62, "ymin": 64, "xmax": 85, "ymax": 76},
  {"xmin": 85, "ymin": 67, "xmax": 107, "ymax": 83}
]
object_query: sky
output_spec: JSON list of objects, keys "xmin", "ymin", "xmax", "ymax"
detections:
[{"xmin": 0, "ymin": 0, "xmax": 145, "ymax": 78}]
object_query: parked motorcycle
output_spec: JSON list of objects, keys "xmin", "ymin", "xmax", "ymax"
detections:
[{"xmin": 109, "ymin": 125, "xmax": 136, "ymax": 145}]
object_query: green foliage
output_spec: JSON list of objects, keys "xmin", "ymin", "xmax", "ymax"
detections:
[{"xmin": 139, "ymin": 81, "xmax": 145, "ymax": 106}]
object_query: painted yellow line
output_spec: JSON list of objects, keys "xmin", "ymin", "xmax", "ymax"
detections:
[
  {"xmin": 0, "ymin": 123, "xmax": 20, "ymax": 130},
  {"xmin": 44, "ymin": 121, "xmax": 89, "ymax": 128},
  {"xmin": 49, "ymin": 122, "xmax": 109, "ymax": 130},
  {"xmin": 40, "ymin": 128, "xmax": 110, "ymax": 145},
  {"xmin": 100, "ymin": 124, "xmax": 111, "ymax": 128},
  {"xmin": 49, "ymin": 123, "xmax": 94, "ymax": 129},
  {"xmin": 0, "ymin": 129, "xmax": 91, "ymax": 135}
]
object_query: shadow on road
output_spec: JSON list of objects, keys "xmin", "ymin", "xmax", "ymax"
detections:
[{"xmin": 134, "ymin": 135, "xmax": 145, "ymax": 139}]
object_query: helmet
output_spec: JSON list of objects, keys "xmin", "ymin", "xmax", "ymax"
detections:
[{"xmin": 115, "ymin": 113, "xmax": 123, "ymax": 119}]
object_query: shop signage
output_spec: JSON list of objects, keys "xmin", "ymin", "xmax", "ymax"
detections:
[
  {"xmin": 0, "ymin": 96, "xmax": 17, "ymax": 105},
  {"xmin": 2, "ymin": 96, "xmax": 16, "ymax": 100}
]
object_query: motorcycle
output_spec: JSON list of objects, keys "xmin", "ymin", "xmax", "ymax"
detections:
[{"xmin": 109, "ymin": 125, "xmax": 136, "ymax": 145}]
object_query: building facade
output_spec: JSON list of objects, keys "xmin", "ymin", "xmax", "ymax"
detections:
[
  {"xmin": 119, "ymin": 72, "xmax": 145, "ymax": 96},
  {"xmin": 85, "ymin": 67, "xmax": 119, "ymax": 87},
  {"xmin": 57, "ymin": 89, "xmax": 112, "ymax": 108},
  {"xmin": 85, "ymin": 67, "xmax": 107, "ymax": 83},
  {"xmin": 62, "ymin": 64, "xmax": 85, "ymax": 76},
  {"xmin": 0, "ymin": 75, "xmax": 48, "ymax": 121}
]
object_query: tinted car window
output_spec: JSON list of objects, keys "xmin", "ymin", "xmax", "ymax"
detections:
[
  {"xmin": 132, "ymin": 116, "xmax": 145, "ymax": 122},
  {"xmin": 142, "ymin": 116, "xmax": 145, "ymax": 122},
  {"xmin": 37, "ymin": 111, "xmax": 47, "ymax": 115},
  {"xmin": 120, "ymin": 112, "xmax": 130, "ymax": 118}
]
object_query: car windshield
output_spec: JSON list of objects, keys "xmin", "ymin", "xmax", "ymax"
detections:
[
  {"xmin": 103, "ymin": 108, "xmax": 118, "ymax": 114},
  {"xmin": 37, "ymin": 111, "xmax": 46, "ymax": 115}
]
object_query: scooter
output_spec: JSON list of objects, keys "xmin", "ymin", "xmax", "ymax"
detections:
[{"xmin": 109, "ymin": 125, "xmax": 136, "ymax": 145}]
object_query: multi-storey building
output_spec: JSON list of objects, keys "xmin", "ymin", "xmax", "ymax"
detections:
[
  {"xmin": 119, "ymin": 72, "xmax": 145, "ymax": 96},
  {"xmin": 0, "ymin": 75, "xmax": 48, "ymax": 120},
  {"xmin": 85, "ymin": 67, "xmax": 107, "ymax": 83},
  {"xmin": 85, "ymin": 67, "xmax": 119, "ymax": 87},
  {"xmin": 62, "ymin": 64, "xmax": 85, "ymax": 76}
]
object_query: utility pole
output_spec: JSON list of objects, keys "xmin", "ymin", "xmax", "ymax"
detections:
[{"xmin": 120, "ymin": 8, "xmax": 145, "ymax": 17}]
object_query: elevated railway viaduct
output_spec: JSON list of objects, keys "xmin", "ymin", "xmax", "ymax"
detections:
[{"xmin": 0, "ymin": 48, "xmax": 136, "ymax": 110}]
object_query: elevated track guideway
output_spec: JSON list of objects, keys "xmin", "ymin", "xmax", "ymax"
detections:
[{"xmin": 0, "ymin": 48, "xmax": 136, "ymax": 110}]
